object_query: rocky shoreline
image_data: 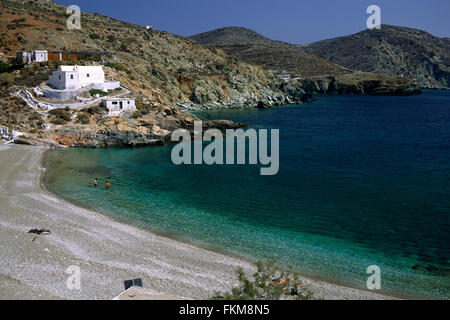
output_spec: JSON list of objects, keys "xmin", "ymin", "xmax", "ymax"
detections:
[
  {"xmin": 175, "ymin": 80, "xmax": 314, "ymax": 111},
  {"xmin": 10, "ymin": 119, "xmax": 248, "ymax": 148},
  {"xmin": 298, "ymin": 73, "xmax": 422, "ymax": 96},
  {"xmin": 175, "ymin": 74, "xmax": 421, "ymax": 111}
]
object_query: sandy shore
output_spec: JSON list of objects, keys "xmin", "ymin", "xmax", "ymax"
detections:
[{"xmin": 0, "ymin": 141, "xmax": 395, "ymax": 300}]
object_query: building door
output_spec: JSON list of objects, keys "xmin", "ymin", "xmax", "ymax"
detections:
[{"xmin": 119, "ymin": 102, "xmax": 123, "ymax": 110}]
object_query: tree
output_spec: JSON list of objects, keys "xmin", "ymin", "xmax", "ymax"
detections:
[{"xmin": 212, "ymin": 260, "xmax": 314, "ymax": 300}]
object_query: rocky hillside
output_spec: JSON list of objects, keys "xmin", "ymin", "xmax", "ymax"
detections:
[
  {"xmin": 0, "ymin": 0, "xmax": 299, "ymax": 111},
  {"xmin": 190, "ymin": 26, "xmax": 421, "ymax": 95},
  {"xmin": 190, "ymin": 26, "xmax": 279, "ymax": 46},
  {"xmin": 0, "ymin": 0, "xmax": 316, "ymax": 147},
  {"xmin": 190, "ymin": 27, "xmax": 350, "ymax": 78},
  {"xmin": 0, "ymin": 60, "xmax": 249, "ymax": 148},
  {"xmin": 301, "ymin": 25, "xmax": 450, "ymax": 89}
]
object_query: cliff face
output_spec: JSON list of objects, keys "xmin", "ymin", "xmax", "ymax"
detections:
[
  {"xmin": 302, "ymin": 25, "xmax": 450, "ymax": 89},
  {"xmin": 298, "ymin": 73, "xmax": 421, "ymax": 96}
]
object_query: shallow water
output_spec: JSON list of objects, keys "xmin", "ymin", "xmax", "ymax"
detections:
[{"xmin": 45, "ymin": 90, "xmax": 450, "ymax": 299}]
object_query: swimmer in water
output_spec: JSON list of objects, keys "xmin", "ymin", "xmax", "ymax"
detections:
[
  {"xmin": 105, "ymin": 181, "xmax": 111, "ymax": 189},
  {"xmin": 94, "ymin": 178, "xmax": 98, "ymax": 187}
]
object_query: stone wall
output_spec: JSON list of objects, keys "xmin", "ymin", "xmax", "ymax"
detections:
[
  {"xmin": 93, "ymin": 81, "xmax": 121, "ymax": 91},
  {"xmin": 43, "ymin": 85, "xmax": 94, "ymax": 101}
]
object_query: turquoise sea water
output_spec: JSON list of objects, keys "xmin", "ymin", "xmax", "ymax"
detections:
[{"xmin": 45, "ymin": 90, "xmax": 450, "ymax": 299}]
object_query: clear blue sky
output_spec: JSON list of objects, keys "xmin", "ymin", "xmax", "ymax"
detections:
[{"xmin": 55, "ymin": 0, "xmax": 449, "ymax": 43}]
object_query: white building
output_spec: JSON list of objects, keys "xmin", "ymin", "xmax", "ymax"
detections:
[
  {"xmin": 16, "ymin": 50, "xmax": 48, "ymax": 64},
  {"xmin": 101, "ymin": 98, "xmax": 136, "ymax": 116},
  {"xmin": 48, "ymin": 65, "xmax": 120, "ymax": 91},
  {"xmin": 32, "ymin": 50, "xmax": 48, "ymax": 62}
]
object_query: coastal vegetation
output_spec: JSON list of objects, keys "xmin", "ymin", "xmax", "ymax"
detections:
[
  {"xmin": 89, "ymin": 89, "xmax": 109, "ymax": 97},
  {"xmin": 0, "ymin": 62, "xmax": 13, "ymax": 73},
  {"xmin": 48, "ymin": 108, "xmax": 71, "ymax": 125},
  {"xmin": 76, "ymin": 113, "xmax": 91, "ymax": 125},
  {"xmin": 0, "ymin": 72, "xmax": 14, "ymax": 86},
  {"xmin": 212, "ymin": 261, "xmax": 314, "ymax": 300}
]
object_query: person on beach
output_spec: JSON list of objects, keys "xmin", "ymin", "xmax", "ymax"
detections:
[
  {"xmin": 105, "ymin": 181, "xmax": 111, "ymax": 189},
  {"xmin": 94, "ymin": 178, "xmax": 98, "ymax": 187}
]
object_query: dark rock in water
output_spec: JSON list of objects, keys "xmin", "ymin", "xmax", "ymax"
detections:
[
  {"xmin": 203, "ymin": 120, "xmax": 248, "ymax": 130},
  {"xmin": 93, "ymin": 129, "xmax": 167, "ymax": 147},
  {"xmin": 298, "ymin": 93, "xmax": 316, "ymax": 103},
  {"xmin": 182, "ymin": 120, "xmax": 248, "ymax": 133},
  {"xmin": 257, "ymin": 100, "xmax": 271, "ymax": 109},
  {"xmin": 16, "ymin": 129, "xmax": 169, "ymax": 148},
  {"xmin": 13, "ymin": 120, "xmax": 248, "ymax": 148}
]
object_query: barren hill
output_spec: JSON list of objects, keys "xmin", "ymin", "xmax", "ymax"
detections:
[
  {"xmin": 301, "ymin": 25, "xmax": 450, "ymax": 89},
  {"xmin": 190, "ymin": 27, "xmax": 350, "ymax": 78},
  {"xmin": 190, "ymin": 26, "xmax": 278, "ymax": 46}
]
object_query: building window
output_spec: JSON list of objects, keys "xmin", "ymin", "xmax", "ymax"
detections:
[
  {"xmin": 59, "ymin": 75, "xmax": 61, "ymax": 80},
  {"xmin": 70, "ymin": 75, "xmax": 74, "ymax": 80},
  {"xmin": 128, "ymin": 101, "xmax": 130, "ymax": 104},
  {"xmin": 87, "ymin": 74, "xmax": 90, "ymax": 78},
  {"xmin": 112, "ymin": 102, "xmax": 118, "ymax": 105}
]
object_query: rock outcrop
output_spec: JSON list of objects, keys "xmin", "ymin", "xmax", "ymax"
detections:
[{"xmin": 298, "ymin": 73, "xmax": 422, "ymax": 96}]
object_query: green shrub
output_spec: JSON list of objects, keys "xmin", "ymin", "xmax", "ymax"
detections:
[
  {"xmin": 89, "ymin": 33, "xmax": 101, "ymax": 40},
  {"xmin": 51, "ymin": 118, "xmax": 67, "ymax": 125},
  {"xmin": 0, "ymin": 73, "xmax": 14, "ymax": 86},
  {"xmin": 86, "ymin": 106, "xmax": 105, "ymax": 115},
  {"xmin": 29, "ymin": 112, "xmax": 43, "ymax": 121},
  {"xmin": 119, "ymin": 43, "xmax": 128, "ymax": 52},
  {"xmin": 12, "ymin": 18, "xmax": 26, "ymax": 24},
  {"xmin": 89, "ymin": 89, "xmax": 108, "ymax": 97},
  {"xmin": 104, "ymin": 62, "xmax": 130, "ymax": 73},
  {"xmin": 49, "ymin": 108, "xmax": 71, "ymax": 122},
  {"xmin": 77, "ymin": 113, "xmax": 91, "ymax": 124},
  {"xmin": 132, "ymin": 100, "xmax": 151, "ymax": 118},
  {"xmin": 212, "ymin": 261, "xmax": 314, "ymax": 300}
]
